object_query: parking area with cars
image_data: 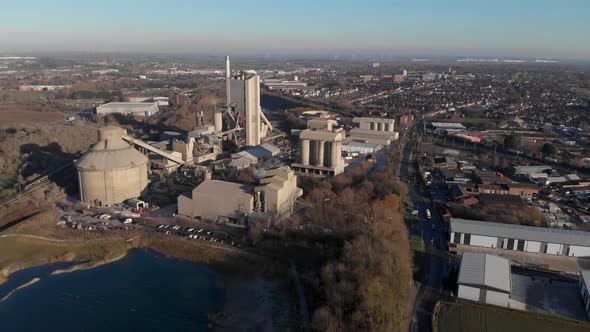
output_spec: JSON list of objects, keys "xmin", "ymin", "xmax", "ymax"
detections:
[{"xmin": 154, "ymin": 224, "xmax": 241, "ymax": 247}]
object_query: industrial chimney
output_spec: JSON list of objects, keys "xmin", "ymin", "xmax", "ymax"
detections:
[{"xmin": 225, "ymin": 56, "xmax": 231, "ymax": 105}]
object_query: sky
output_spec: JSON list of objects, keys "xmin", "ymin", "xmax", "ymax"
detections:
[{"xmin": 1, "ymin": 0, "xmax": 589, "ymax": 59}]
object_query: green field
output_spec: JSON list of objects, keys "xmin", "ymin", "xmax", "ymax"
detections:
[{"xmin": 435, "ymin": 301, "xmax": 590, "ymax": 332}]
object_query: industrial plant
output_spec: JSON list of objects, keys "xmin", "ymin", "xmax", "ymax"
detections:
[{"xmin": 72, "ymin": 56, "xmax": 401, "ymax": 224}]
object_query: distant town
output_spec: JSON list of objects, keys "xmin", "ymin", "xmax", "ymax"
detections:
[{"xmin": 1, "ymin": 53, "xmax": 590, "ymax": 331}]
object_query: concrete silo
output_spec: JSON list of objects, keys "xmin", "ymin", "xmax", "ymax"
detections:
[{"xmin": 75, "ymin": 126, "xmax": 148, "ymax": 206}]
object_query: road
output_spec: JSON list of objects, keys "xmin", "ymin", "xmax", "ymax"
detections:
[{"xmin": 401, "ymin": 125, "xmax": 456, "ymax": 332}]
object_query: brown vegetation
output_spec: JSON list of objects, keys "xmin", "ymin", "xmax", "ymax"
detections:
[
  {"xmin": 312, "ymin": 194, "xmax": 411, "ymax": 331},
  {"xmin": 297, "ymin": 147, "xmax": 412, "ymax": 331},
  {"xmin": 448, "ymin": 202, "xmax": 546, "ymax": 227},
  {"xmin": 0, "ymin": 122, "xmax": 98, "ymax": 179}
]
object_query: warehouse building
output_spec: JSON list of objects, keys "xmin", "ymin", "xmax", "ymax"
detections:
[
  {"xmin": 580, "ymin": 270, "xmax": 590, "ymax": 319},
  {"xmin": 430, "ymin": 122, "xmax": 466, "ymax": 133},
  {"xmin": 450, "ymin": 218, "xmax": 590, "ymax": 257},
  {"xmin": 96, "ymin": 102, "xmax": 159, "ymax": 117},
  {"xmin": 458, "ymin": 253, "xmax": 511, "ymax": 307}
]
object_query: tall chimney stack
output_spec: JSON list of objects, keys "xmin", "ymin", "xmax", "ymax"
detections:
[{"xmin": 225, "ymin": 56, "xmax": 231, "ymax": 105}]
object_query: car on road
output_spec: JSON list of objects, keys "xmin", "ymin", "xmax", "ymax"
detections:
[{"xmin": 426, "ymin": 209, "xmax": 432, "ymax": 219}]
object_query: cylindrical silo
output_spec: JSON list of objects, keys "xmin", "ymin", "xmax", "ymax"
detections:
[
  {"xmin": 214, "ymin": 110, "xmax": 223, "ymax": 132},
  {"xmin": 75, "ymin": 126, "xmax": 149, "ymax": 206}
]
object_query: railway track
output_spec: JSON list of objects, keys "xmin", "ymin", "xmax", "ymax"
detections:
[{"xmin": 0, "ymin": 162, "xmax": 74, "ymax": 209}]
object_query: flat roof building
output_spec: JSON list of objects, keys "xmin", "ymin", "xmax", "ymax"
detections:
[
  {"xmin": 178, "ymin": 180, "xmax": 253, "ymax": 221},
  {"xmin": 450, "ymin": 218, "xmax": 590, "ymax": 257},
  {"xmin": 512, "ymin": 165, "xmax": 552, "ymax": 175},
  {"xmin": 458, "ymin": 253, "xmax": 511, "ymax": 307},
  {"xmin": 431, "ymin": 122, "xmax": 466, "ymax": 133},
  {"xmin": 96, "ymin": 102, "xmax": 159, "ymax": 117}
]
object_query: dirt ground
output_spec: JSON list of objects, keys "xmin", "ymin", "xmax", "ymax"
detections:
[{"xmin": 0, "ymin": 105, "xmax": 64, "ymax": 127}]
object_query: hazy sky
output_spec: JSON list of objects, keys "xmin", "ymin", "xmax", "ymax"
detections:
[{"xmin": 1, "ymin": 0, "xmax": 589, "ymax": 59}]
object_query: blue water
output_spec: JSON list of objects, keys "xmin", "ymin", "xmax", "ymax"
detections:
[{"xmin": 0, "ymin": 249, "xmax": 224, "ymax": 332}]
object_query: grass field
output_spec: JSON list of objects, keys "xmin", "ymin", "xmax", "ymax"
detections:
[
  {"xmin": 0, "ymin": 236, "xmax": 128, "ymax": 281},
  {"xmin": 411, "ymin": 235, "xmax": 425, "ymax": 253},
  {"xmin": 435, "ymin": 301, "xmax": 590, "ymax": 332}
]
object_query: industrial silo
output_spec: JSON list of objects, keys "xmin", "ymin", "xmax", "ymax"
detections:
[{"xmin": 75, "ymin": 126, "xmax": 148, "ymax": 206}]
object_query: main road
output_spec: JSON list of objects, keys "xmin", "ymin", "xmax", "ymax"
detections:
[{"xmin": 400, "ymin": 125, "xmax": 456, "ymax": 332}]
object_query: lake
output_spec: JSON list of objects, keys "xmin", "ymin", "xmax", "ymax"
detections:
[{"xmin": 0, "ymin": 249, "xmax": 224, "ymax": 332}]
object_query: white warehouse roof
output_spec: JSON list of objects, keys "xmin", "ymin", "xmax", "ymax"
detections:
[
  {"xmin": 431, "ymin": 122, "xmax": 466, "ymax": 129},
  {"xmin": 450, "ymin": 218, "xmax": 590, "ymax": 247},
  {"xmin": 458, "ymin": 253, "xmax": 511, "ymax": 293}
]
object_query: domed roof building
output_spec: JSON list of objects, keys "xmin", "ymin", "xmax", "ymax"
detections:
[{"xmin": 76, "ymin": 126, "xmax": 148, "ymax": 206}]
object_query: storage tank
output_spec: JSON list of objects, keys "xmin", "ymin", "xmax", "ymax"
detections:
[{"xmin": 75, "ymin": 126, "xmax": 148, "ymax": 206}]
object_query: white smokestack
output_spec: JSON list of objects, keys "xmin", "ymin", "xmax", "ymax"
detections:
[
  {"xmin": 225, "ymin": 56, "xmax": 231, "ymax": 105},
  {"xmin": 225, "ymin": 56, "xmax": 231, "ymax": 79}
]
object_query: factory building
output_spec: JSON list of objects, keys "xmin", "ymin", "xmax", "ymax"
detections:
[
  {"xmin": 450, "ymin": 218, "xmax": 590, "ymax": 257},
  {"xmin": 230, "ymin": 71, "xmax": 271, "ymax": 146},
  {"xmin": 292, "ymin": 118, "xmax": 345, "ymax": 176},
  {"xmin": 212, "ymin": 57, "xmax": 273, "ymax": 147},
  {"xmin": 178, "ymin": 180, "xmax": 254, "ymax": 221},
  {"xmin": 228, "ymin": 143, "xmax": 281, "ymax": 170},
  {"xmin": 579, "ymin": 270, "xmax": 590, "ymax": 319},
  {"xmin": 255, "ymin": 167, "xmax": 303, "ymax": 219},
  {"xmin": 177, "ymin": 167, "xmax": 301, "ymax": 222},
  {"xmin": 75, "ymin": 126, "xmax": 149, "ymax": 206},
  {"xmin": 348, "ymin": 117, "xmax": 399, "ymax": 145},
  {"xmin": 457, "ymin": 253, "xmax": 511, "ymax": 307},
  {"xmin": 96, "ymin": 102, "xmax": 159, "ymax": 117}
]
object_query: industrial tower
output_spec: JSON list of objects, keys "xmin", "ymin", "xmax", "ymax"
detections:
[{"xmin": 214, "ymin": 56, "xmax": 273, "ymax": 146}]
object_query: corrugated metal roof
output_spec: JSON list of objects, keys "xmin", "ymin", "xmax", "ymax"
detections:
[
  {"xmin": 450, "ymin": 218, "xmax": 590, "ymax": 246},
  {"xmin": 458, "ymin": 253, "xmax": 511, "ymax": 293}
]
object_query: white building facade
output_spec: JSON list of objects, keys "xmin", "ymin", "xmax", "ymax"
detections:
[
  {"xmin": 457, "ymin": 253, "xmax": 511, "ymax": 307},
  {"xmin": 450, "ymin": 218, "xmax": 590, "ymax": 257}
]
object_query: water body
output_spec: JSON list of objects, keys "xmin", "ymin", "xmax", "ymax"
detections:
[{"xmin": 0, "ymin": 249, "xmax": 224, "ymax": 332}]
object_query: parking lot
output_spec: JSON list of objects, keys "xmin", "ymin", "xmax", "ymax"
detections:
[
  {"xmin": 153, "ymin": 224, "xmax": 241, "ymax": 248},
  {"xmin": 510, "ymin": 270, "xmax": 588, "ymax": 321}
]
